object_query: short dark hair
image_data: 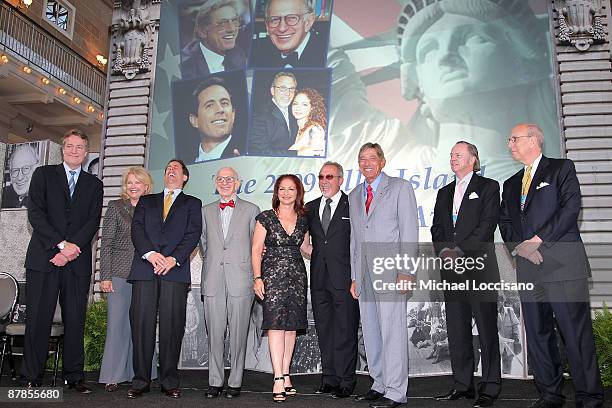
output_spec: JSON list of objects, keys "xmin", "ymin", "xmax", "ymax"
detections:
[
  {"xmin": 62, "ymin": 129, "xmax": 89, "ymax": 150},
  {"xmin": 166, "ymin": 159, "xmax": 190, "ymax": 186},
  {"xmin": 272, "ymin": 174, "xmax": 306, "ymax": 216},
  {"xmin": 193, "ymin": 76, "xmax": 232, "ymax": 101}
]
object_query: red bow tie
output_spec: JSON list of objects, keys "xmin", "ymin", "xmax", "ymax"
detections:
[{"xmin": 219, "ymin": 200, "xmax": 235, "ymax": 210}]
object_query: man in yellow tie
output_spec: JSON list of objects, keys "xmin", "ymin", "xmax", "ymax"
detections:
[
  {"xmin": 127, "ymin": 159, "xmax": 203, "ymax": 400},
  {"xmin": 499, "ymin": 124, "xmax": 604, "ymax": 408}
]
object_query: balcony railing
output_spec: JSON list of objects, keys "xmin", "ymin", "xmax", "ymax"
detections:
[{"xmin": 0, "ymin": 2, "xmax": 106, "ymax": 106}]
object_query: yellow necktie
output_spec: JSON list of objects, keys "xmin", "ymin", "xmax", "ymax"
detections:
[
  {"xmin": 163, "ymin": 190, "xmax": 173, "ymax": 220},
  {"xmin": 521, "ymin": 165, "xmax": 532, "ymax": 196}
]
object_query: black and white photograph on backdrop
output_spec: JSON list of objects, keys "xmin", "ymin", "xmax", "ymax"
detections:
[
  {"xmin": 178, "ymin": 0, "xmax": 252, "ymax": 80},
  {"xmin": 1, "ymin": 142, "xmax": 44, "ymax": 209},
  {"xmin": 249, "ymin": 0, "xmax": 333, "ymax": 68},
  {"xmin": 172, "ymin": 70, "xmax": 249, "ymax": 164},
  {"xmin": 247, "ymin": 68, "xmax": 331, "ymax": 157}
]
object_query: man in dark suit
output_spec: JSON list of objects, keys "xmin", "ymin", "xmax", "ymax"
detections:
[
  {"xmin": 306, "ymin": 161, "xmax": 359, "ymax": 399},
  {"xmin": 250, "ymin": 0, "xmax": 328, "ymax": 68},
  {"xmin": 499, "ymin": 123, "xmax": 604, "ymax": 408},
  {"xmin": 248, "ymin": 71, "xmax": 298, "ymax": 156},
  {"xmin": 126, "ymin": 159, "xmax": 202, "ymax": 399},
  {"xmin": 188, "ymin": 77, "xmax": 243, "ymax": 163},
  {"xmin": 180, "ymin": 0, "xmax": 246, "ymax": 80},
  {"xmin": 21, "ymin": 129, "xmax": 103, "ymax": 392},
  {"xmin": 431, "ymin": 141, "xmax": 501, "ymax": 408}
]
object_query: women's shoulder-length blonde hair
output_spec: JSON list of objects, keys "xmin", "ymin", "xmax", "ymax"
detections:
[{"xmin": 121, "ymin": 166, "xmax": 153, "ymax": 199}]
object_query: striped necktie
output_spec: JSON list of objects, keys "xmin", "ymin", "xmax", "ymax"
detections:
[
  {"xmin": 68, "ymin": 170, "xmax": 76, "ymax": 198},
  {"xmin": 521, "ymin": 165, "xmax": 532, "ymax": 196}
]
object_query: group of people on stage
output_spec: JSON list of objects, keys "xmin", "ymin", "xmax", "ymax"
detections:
[{"xmin": 19, "ymin": 123, "xmax": 604, "ymax": 408}]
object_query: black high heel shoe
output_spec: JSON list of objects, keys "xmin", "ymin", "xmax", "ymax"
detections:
[
  {"xmin": 273, "ymin": 377, "xmax": 286, "ymax": 403},
  {"xmin": 283, "ymin": 374, "xmax": 296, "ymax": 396}
]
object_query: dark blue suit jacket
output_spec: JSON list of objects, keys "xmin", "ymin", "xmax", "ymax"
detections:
[
  {"xmin": 499, "ymin": 156, "xmax": 590, "ymax": 283},
  {"xmin": 180, "ymin": 39, "xmax": 246, "ymax": 80},
  {"xmin": 129, "ymin": 191, "xmax": 202, "ymax": 283},
  {"xmin": 25, "ymin": 164, "xmax": 103, "ymax": 276}
]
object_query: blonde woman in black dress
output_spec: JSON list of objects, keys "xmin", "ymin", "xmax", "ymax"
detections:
[{"xmin": 252, "ymin": 175, "xmax": 312, "ymax": 402}]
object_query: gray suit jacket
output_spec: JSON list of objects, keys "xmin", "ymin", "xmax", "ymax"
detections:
[
  {"xmin": 348, "ymin": 172, "xmax": 419, "ymax": 296},
  {"xmin": 200, "ymin": 196, "xmax": 260, "ymax": 297},
  {"xmin": 100, "ymin": 198, "xmax": 135, "ymax": 280}
]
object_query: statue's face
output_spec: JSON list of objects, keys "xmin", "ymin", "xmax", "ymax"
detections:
[{"xmin": 410, "ymin": 13, "xmax": 516, "ymax": 101}]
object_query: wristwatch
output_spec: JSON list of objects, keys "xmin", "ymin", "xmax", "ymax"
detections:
[{"xmin": 253, "ymin": 276, "xmax": 263, "ymax": 282}]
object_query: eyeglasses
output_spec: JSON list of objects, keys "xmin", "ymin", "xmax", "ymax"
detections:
[
  {"xmin": 507, "ymin": 135, "xmax": 532, "ymax": 144},
  {"xmin": 274, "ymin": 86, "xmax": 296, "ymax": 94},
  {"xmin": 10, "ymin": 165, "xmax": 35, "ymax": 178},
  {"xmin": 216, "ymin": 176, "xmax": 236, "ymax": 184},
  {"xmin": 266, "ymin": 13, "xmax": 309, "ymax": 28},
  {"xmin": 210, "ymin": 17, "xmax": 240, "ymax": 31},
  {"xmin": 318, "ymin": 174, "xmax": 339, "ymax": 180}
]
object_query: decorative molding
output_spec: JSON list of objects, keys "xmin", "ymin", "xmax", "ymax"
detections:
[
  {"xmin": 111, "ymin": 0, "xmax": 159, "ymax": 80},
  {"xmin": 554, "ymin": 0, "xmax": 606, "ymax": 51}
]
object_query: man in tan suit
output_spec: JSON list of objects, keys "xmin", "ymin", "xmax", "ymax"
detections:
[{"xmin": 200, "ymin": 166, "xmax": 260, "ymax": 398}]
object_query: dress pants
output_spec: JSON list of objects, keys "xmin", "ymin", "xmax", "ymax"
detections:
[
  {"xmin": 202, "ymin": 278, "xmax": 253, "ymax": 388},
  {"xmin": 21, "ymin": 267, "xmax": 90, "ymax": 383},
  {"xmin": 445, "ymin": 299, "xmax": 501, "ymax": 397},
  {"xmin": 311, "ymin": 266, "xmax": 359, "ymax": 389},
  {"xmin": 130, "ymin": 276, "xmax": 188, "ymax": 391},
  {"xmin": 521, "ymin": 279, "xmax": 604, "ymax": 408},
  {"xmin": 358, "ymin": 272, "xmax": 408, "ymax": 403},
  {"xmin": 99, "ymin": 277, "xmax": 157, "ymax": 384}
]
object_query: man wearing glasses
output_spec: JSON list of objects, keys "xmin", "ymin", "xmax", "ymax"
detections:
[
  {"xmin": 2, "ymin": 143, "xmax": 40, "ymax": 209},
  {"xmin": 305, "ymin": 162, "xmax": 359, "ymax": 399},
  {"xmin": 181, "ymin": 0, "xmax": 247, "ymax": 80},
  {"xmin": 199, "ymin": 167, "xmax": 260, "ymax": 398},
  {"xmin": 250, "ymin": 0, "xmax": 328, "ymax": 68},
  {"xmin": 248, "ymin": 71, "xmax": 298, "ymax": 156}
]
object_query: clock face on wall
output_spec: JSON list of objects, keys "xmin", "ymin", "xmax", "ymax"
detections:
[{"xmin": 45, "ymin": 1, "xmax": 69, "ymax": 31}]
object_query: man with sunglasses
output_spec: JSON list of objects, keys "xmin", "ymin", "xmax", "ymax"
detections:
[
  {"xmin": 181, "ymin": 0, "xmax": 247, "ymax": 80},
  {"xmin": 248, "ymin": 71, "xmax": 298, "ymax": 156},
  {"xmin": 2, "ymin": 143, "xmax": 40, "ymax": 209},
  {"xmin": 250, "ymin": 0, "xmax": 329, "ymax": 68},
  {"xmin": 305, "ymin": 162, "xmax": 359, "ymax": 399}
]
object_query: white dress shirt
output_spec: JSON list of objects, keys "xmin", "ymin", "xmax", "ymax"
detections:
[
  {"xmin": 199, "ymin": 42, "xmax": 225, "ymax": 73},
  {"xmin": 196, "ymin": 135, "xmax": 232, "ymax": 163},
  {"xmin": 318, "ymin": 189, "xmax": 342, "ymax": 221}
]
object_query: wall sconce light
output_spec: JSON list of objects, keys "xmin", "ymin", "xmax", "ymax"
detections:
[
  {"xmin": 41, "ymin": 77, "xmax": 50, "ymax": 85},
  {"xmin": 22, "ymin": 66, "xmax": 32, "ymax": 74},
  {"xmin": 96, "ymin": 54, "xmax": 108, "ymax": 66},
  {"xmin": 87, "ymin": 105, "xmax": 95, "ymax": 113},
  {"xmin": 98, "ymin": 112, "xmax": 104, "ymax": 120},
  {"xmin": 17, "ymin": 0, "xmax": 32, "ymax": 11},
  {"xmin": 0, "ymin": 55, "xmax": 8, "ymax": 64},
  {"xmin": 73, "ymin": 96, "xmax": 81, "ymax": 104},
  {"xmin": 22, "ymin": 0, "xmax": 33, "ymax": 7},
  {"xmin": 58, "ymin": 87, "xmax": 67, "ymax": 95}
]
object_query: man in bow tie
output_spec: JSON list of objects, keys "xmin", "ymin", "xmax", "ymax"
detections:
[
  {"xmin": 431, "ymin": 141, "xmax": 501, "ymax": 408},
  {"xmin": 499, "ymin": 124, "xmax": 604, "ymax": 408},
  {"xmin": 199, "ymin": 166, "xmax": 260, "ymax": 398},
  {"xmin": 249, "ymin": 0, "xmax": 328, "ymax": 68}
]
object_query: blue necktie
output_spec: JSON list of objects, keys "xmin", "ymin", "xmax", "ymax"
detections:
[{"xmin": 68, "ymin": 170, "xmax": 76, "ymax": 197}]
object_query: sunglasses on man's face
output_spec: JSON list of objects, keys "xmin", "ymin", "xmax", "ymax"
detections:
[{"xmin": 318, "ymin": 174, "xmax": 338, "ymax": 180}]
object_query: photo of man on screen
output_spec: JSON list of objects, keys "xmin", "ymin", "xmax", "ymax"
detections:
[
  {"xmin": 180, "ymin": 0, "xmax": 250, "ymax": 80},
  {"xmin": 249, "ymin": 0, "xmax": 331, "ymax": 68},
  {"xmin": 189, "ymin": 76, "xmax": 243, "ymax": 163},
  {"xmin": 1, "ymin": 143, "xmax": 41, "ymax": 209}
]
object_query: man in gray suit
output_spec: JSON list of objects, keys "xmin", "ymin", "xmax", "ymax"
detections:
[
  {"xmin": 349, "ymin": 143, "xmax": 418, "ymax": 408},
  {"xmin": 200, "ymin": 166, "xmax": 260, "ymax": 398}
]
